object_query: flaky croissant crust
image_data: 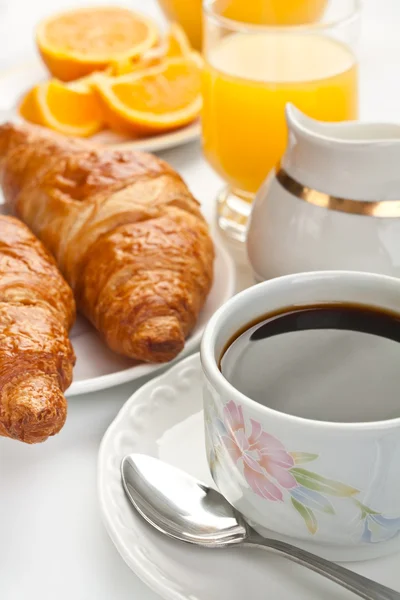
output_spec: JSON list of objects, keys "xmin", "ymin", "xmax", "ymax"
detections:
[
  {"xmin": 0, "ymin": 215, "xmax": 76, "ymax": 443},
  {"xmin": 0, "ymin": 123, "xmax": 214, "ymax": 362}
]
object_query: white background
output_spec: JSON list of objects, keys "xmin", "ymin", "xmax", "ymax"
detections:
[{"xmin": 1, "ymin": 1, "xmax": 400, "ymax": 599}]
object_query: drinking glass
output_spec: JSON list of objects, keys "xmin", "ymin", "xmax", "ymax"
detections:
[
  {"xmin": 202, "ymin": 0, "xmax": 361, "ymax": 242},
  {"xmin": 158, "ymin": 0, "xmax": 203, "ymax": 50},
  {"xmin": 157, "ymin": 1, "xmax": 331, "ymax": 51}
]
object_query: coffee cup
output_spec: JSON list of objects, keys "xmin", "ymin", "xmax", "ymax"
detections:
[{"xmin": 201, "ymin": 271, "xmax": 400, "ymax": 562}]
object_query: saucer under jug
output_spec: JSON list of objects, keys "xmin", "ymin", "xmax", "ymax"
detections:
[{"xmin": 247, "ymin": 104, "xmax": 400, "ymax": 282}]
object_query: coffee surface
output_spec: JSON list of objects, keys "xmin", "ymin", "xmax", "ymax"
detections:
[{"xmin": 220, "ymin": 303, "xmax": 400, "ymax": 423}]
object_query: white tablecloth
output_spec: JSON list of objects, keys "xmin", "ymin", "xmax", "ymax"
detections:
[{"xmin": 1, "ymin": 1, "xmax": 400, "ymax": 599}]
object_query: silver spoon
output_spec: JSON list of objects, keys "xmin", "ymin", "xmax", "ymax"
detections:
[{"xmin": 121, "ymin": 454, "xmax": 400, "ymax": 600}]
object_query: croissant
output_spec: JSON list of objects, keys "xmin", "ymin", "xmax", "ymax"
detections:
[
  {"xmin": 0, "ymin": 122, "xmax": 214, "ymax": 363},
  {"xmin": 0, "ymin": 215, "xmax": 75, "ymax": 443}
]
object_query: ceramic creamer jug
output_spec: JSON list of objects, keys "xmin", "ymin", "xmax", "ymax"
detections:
[{"xmin": 247, "ymin": 104, "xmax": 400, "ymax": 282}]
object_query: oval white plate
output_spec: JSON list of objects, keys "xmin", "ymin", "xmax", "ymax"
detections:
[
  {"xmin": 98, "ymin": 353, "xmax": 400, "ymax": 600},
  {"xmin": 0, "ymin": 204, "xmax": 235, "ymax": 396},
  {"xmin": 0, "ymin": 60, "xmax": 200, "ymax": 153}
]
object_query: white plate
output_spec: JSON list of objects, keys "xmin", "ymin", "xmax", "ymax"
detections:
[
  {"xmin": 0, "ymin": 204, "xmax": 235, "ymax": 396},
  {"xmin": 0, "ymin": 60, "xmax": 200, "ymax": 153},
  {"xmin": 98, "ymin": 353, "xmax": 400, "ymax": 600}
]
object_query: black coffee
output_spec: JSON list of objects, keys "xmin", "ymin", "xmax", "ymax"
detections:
[{"xmin": 220, "ymin": 303, "xmax": 400, "ymax": 423}]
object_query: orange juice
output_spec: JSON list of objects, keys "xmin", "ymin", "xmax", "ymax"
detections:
[
  {"xmin": 221, "ymin": 0, "xmax": 328, "ymax": 25},
  {"xmin": 158, "ymin": 0, "xmax": 202, "ymax": 50},
  {"xmin": 202, "ymin": 33, "xmax": 358, "ymax": 195}
]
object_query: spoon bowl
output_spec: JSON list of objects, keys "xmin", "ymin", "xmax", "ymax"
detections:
[{"xmin": 121, "ymin": 453, "xmax": 247, "ymax": 547}]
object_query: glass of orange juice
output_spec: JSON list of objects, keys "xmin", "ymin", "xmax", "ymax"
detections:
[
  {"xmin": 158, "ymin": 0, "xmax": 203, "ymax": 50},
  {"xmin": 202, "ymin": 0, "xmax": 361, "ymax": 241},
  {"xmin": 158, "ymin": 0, "xmax": 331, "ymax": 51}
]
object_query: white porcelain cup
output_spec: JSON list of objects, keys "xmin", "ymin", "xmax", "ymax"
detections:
[{"xmin": 201, "ymin": 271, "xmax": 400, "ymax": 562}]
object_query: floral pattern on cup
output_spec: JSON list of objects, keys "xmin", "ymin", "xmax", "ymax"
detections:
[{"xmin": 206, "ymin": 399, "xmax": 400, "ymax": 543}]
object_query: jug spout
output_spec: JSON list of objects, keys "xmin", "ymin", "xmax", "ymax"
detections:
[
  {"xmin": 283, "ymin": 104, "xmax": 400, "ymax": 201},
  {"xmin": 285, "ymin": 103, "xmax": 338, "ymax": 143},
  {"xmin": 285, "ymin": 103, "xmax": 400, "ymax": 147}
]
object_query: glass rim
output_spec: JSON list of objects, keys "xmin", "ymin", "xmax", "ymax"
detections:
[{"xmin": 203, "ymin": 0, "xmax": 362, "ymax": 34}]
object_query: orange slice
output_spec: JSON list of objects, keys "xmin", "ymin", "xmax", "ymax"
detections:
[
  {"xmin": 19, "ymin": 86, "xmax": 40, "ymax": 124},
  {"xmin": 67, "ymin": 71, "xmax": 103, "ymax": 92},
  {"xmin": 109, "ymin": 23, "xmax": 192, "ymax": 75},
  {"xmin": 36, "ymin": 7, "xmax": 159, "ymax": 81},
  {"xmin": 94, "ymin": 53, "xmax": 202, "ymax": 135},
  {"xmin": 108, "ymin": 58, "xmax": 138, "ymax": 77},
  {"xmin": 166, "ymin": 23, "xmax": 192, "ymax": 57},
  {"xmin": 19, "ymin": 79, "xmax": 104, "ymax": 137},
  {"xmin": 107, "ymin": 23, "xmax": 192, "ymax": 76},
  {"xmin": 109, "ymin": 46, "xmax": 165, "ymax": 76}
]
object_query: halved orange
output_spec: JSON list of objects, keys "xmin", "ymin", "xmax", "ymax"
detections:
[
  {"xmin": 19, "ymin": 79, "xmax": 104, "ymax": 137},
  {"xmin": 165, "ymin": 23, "xmax": 192, "ymax": 57},
  {"xmin": 94, "ymin": 53, "xmax": 202, "ymax": 135},
  {"xmin": 36, "ymin": 7, "xmax": 159, "ymax": 81}
]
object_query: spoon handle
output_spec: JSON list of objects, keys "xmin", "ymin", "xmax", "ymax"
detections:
[{"xmin": 246, "ymin": 534, "xmax": 400, "ymax": 600}]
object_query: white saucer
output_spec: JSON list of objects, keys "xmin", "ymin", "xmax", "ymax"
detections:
[
  {"xmin": 0, "ymin": 60, "xmax": 201, "ymax": 153},
  {"xmin": 0, "ymin": 205, "xmax": 235, "ymax": 396},
  {"xmin": 98, "ymin": 353, "xmax": 400, "ymax": 600}
]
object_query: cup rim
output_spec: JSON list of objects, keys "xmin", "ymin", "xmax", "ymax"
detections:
[
  {"xmin": 201, "ymin": 270, "xmax": 400, "ymax": 430},
  {"xmin": 203, "ymin": 0, "xmax": 362, "ymax": 35}
]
